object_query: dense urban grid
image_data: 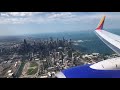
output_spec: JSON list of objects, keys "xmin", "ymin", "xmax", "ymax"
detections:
[{"xmin": 0, "ymin": 37, "xmax": 119, "ymax": 78}]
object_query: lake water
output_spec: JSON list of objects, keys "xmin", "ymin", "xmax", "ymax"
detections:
[{"xmin": 29, "ymin": 29, "xmax": 120, "ymax": 55}]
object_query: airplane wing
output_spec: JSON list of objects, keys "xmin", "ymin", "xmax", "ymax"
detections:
[
  {"xmin": 55, "ymin": 16, "xmax": 120, "ymax": 78},
  {"xmin": 95, "ymin": 16, "xmax": 120, "ymax": 55}
]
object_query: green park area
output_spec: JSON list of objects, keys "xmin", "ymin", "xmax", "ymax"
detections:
[
  {"xmin": 30, "ymin": 62, "xmax": 38, "ymax": 67},
  {"xmin": 27, "ymin": 62, "xmax": 38, "ymax": 75}
]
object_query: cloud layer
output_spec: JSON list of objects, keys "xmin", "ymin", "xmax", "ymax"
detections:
[
  {"xmin": 0, "ymin": 12, "xmax": 118, "ymax": 24},
  {"xmin": 0, "ymin": 12, "xmax": 120, "ymax": 36}
]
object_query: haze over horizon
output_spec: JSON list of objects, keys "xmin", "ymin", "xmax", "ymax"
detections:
[{"xmin": 0, "ymin": 12, "xmax": 120, "ymax": 36}]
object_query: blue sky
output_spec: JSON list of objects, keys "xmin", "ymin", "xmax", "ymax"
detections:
[{"xmin": 0, "ymin": 12, "xmax": 120, "ymax": 36}]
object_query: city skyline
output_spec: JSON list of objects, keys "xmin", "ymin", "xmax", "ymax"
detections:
[
  {"xmin": 0, "ymin": 13, "xmax": 120, "ymax": 78},
  {"xmin": 0, "ymin": 12, "xmax": 120, "ymax": 36}
]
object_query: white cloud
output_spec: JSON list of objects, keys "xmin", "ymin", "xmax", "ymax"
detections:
[
  {"xmin": 0, "ymin": 12, "xmax": 33, "ymax": 17},
  {"xmin": 8, "ymin": 12, "xmax": 30, "ymax": 17},
  {"xmin": 0, "ymin": 13, "xmax": 9, "ymax": 17},
  {"xmin": 0, "ymin": 12, "xmax": 48, "ymax": 24},
  {"xmin": 48, "ymin": 12, "xmax": 74, "ymax": 19},
  {"xmin": 0, "ymin": 12, "xmax": 45, "ymax": 17},
  {"xmin": 0, "ymin": 12, "xmax": 119, "ymax": 24}
]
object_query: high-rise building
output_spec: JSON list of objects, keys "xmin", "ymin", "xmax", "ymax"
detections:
[{"xmin": 23, "ymin": 39, "xmax": 27, "ymax": 45}]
